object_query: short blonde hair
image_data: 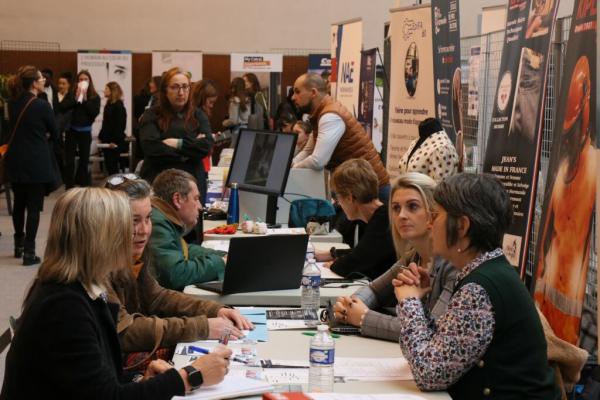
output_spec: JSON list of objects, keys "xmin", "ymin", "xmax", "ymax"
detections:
[
  {"xmin": 389, "ymin": 172, "xmax": 437, "ymax": 264},
  {"xmin": 331, "ymin": 159, "xmax": 378, "ymax": 204},
  {"xmin": 38, "ymin": 188, "xmax": 133, "ymax": 288}
]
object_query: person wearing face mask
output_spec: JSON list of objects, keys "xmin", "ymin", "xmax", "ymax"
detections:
[
  {"xmin": 148, "ymin": 168, "xmax": 226, "ymax": 290},
  {"xmin": 331, "ymin": 172, "xmax": 456, "ymax": 341},
  {"xmin": 139, "ymin": 68, "xmax": 213, "ymax": 186},
  {"xmin": 291, "ymin": 73, "xmax": 390, "ymax": 202},
  {"xmin": 104, "ymin": 174, "xmax": 253, "ymax": 371},
  {"xmin": 64, "ymin": 69, "xmax": 101, "ymax": 188}
]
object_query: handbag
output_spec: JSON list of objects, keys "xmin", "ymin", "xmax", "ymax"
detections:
[
  {"xmin": 288, "ymin": 198, "xmax": 336, "ymax": 232},
  {"xmin": 0, "ymin": 96, "xmax": 36, "ymax": 183}
]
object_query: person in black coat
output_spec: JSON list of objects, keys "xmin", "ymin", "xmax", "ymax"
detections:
[
  {"xmin": 54, "ymin": 72, "xmax": 77, "ymax": 181},
  {"xmin": 99, "ymin": 81, "xmax": 127, "ymax": 176},
  {"xmin": 64, "ymin": 69, "xmax": 101, "ymax": 188},
  {"xmin": 0, "ymin": 188, "xmax": 232, "ymax": 400},
  {"xmin": 5, "ymin": 66, "xmax": 60, "ymax": 265},
  {"xmin": 139, "ymin": 67, "xmax": 213, "ymax": 185}
]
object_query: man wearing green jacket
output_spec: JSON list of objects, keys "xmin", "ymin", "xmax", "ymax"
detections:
[{"xmin": 150, "ymin": 168, "xmax": 226, "ymax": 291}]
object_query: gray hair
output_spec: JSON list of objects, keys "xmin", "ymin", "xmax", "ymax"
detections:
[
  {"xmin": 300, "ymin": 73, "xmax": 328, "ymax": 94},
  {"xmin": 153, "ymin": 168, "xmax": 196, "ymax": 204},
  {"xmin": 434, "ymin": 173, "xmax": 513, "ymax": 252},
  {"xmin": 105, "ymin": 175, "xmax": 152, "ymax": 201}
]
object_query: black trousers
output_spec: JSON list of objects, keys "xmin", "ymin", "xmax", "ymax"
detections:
[
  {"xmin": 64, "ymin": 129, "xmax": 91, "ymax": 188},
  {"xmin": 11, "ymin": 183, "xmax": 45, "ymax": 254},
  {"xmin": 102, "ymin": 147, "xmax": 123, "ymax": 176}
]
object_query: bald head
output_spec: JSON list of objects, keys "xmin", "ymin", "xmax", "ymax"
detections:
[{"xmin": 297, "ymin": 73, "xmax": 328, "ymax": 94}]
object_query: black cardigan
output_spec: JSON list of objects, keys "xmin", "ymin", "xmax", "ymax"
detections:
[
  {"xmin": 330, "ymin": 205, "xmax": 396, "ymax": 280},
  {"xmin": 71, "ymin": 95, "xmax": 101, "ymax": 128},
  {"xmin": 0, "ymin": 281, "xmax": 185, "ymax": 400},
  {"xmin": 99, "ymin": 100, "xmax": 127, "ymax": 145}
]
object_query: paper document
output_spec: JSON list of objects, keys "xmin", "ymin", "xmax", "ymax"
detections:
[
  {"xmin": 171, "ymin": 374, "xmax": 273, "ymax": 400},
  {"xmin": 267, "ymin": 320, "xmax": 313, "ymax": 330},
  {"xmin": 317, "ymin": 263, "xmax": 344, "ymax": 279},
  {"xmin": 310, "ymin": 395, "xmax": 427, "ymax": 400},
  {"xmin": 201, "ymin": 240, "xmax": 229, "ymax": 252},
  {"xmin": 334, "ymin": 357, "xmax": 413, "ymax": 381}
]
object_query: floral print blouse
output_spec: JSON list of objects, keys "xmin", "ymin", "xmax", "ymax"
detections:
[{"xmin": 396, "ymin": 248, "xmax": 504, "ymax": 390}]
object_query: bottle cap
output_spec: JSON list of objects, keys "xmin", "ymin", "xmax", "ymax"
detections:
[
  {"xmin": 317, "ymin": 324, "xmax": 329, "ymax": 332},
  {"xmin": 231, "ymin": 182, "xmax": 238, "ymax": 189}
]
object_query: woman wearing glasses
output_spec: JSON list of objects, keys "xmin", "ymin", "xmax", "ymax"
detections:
[
  {"xmin": 104, "ymin": 174, "xmax": 253, "ymax": 370},
  {"xmin": 332, "ymin": 172, "xmax": 456, "ymax": 341},
  {"xmin": 139, "ymin": 67, "xmax": 213, "ymax": 186},
  {"xmin": 393, "ymin": 173, "xmax": 558, "ymax": 398},
  {"xmin": 1, "ymin": 188, "xmax": 231, "ymax": 399},
  {"xmin": 5, "ymin": 66, "xmax": 60, "ymax": 265}
]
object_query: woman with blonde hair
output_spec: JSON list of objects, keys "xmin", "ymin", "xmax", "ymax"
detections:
[
  {"xmin": 1, "ymin": 187, "xmax": 231, "ymax": 398},
  {"xmin": 332, "ymin": 172, "xmax": 456, "ymax": 341},
  {"xmin": 99, "ymin": 81, "xmax": 127, "ymax": 175}
]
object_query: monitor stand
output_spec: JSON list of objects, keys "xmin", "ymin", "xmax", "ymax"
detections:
[{"xmin": 265, "ymin": 195, "xmax": 278, "ymax": 226}]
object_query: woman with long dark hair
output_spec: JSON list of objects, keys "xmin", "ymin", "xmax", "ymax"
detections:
[
  {"xmin": 64, "ymin": 69, "xmax": 101, "ymax": 188},
  {"xmin": 222, "ymin": 77, "xmax": 250, "ymax": 145},
  {"xmin": 5, "ymin": 65, "xmax": 60, "ymax": 265},
  {"xmin": 138, "ymin": 67, "xmax": 213, "ymax": 185}
]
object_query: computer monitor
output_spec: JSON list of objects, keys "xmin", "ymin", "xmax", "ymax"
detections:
[{"xmin": 226, "ymin": 129, "xmax": 297, "ymax": 223}]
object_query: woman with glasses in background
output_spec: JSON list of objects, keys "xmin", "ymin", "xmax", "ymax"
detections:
[
  {"xmin": 5, "ymin": 66, "xmax": 60, "ymax": 265},
  {"xmin": 139, "ymin": 67, "xmax": 213, "ymax": 185},
  {"xmin": 332, "ymin": 172, "xmax": 456, "ymax": 341}
]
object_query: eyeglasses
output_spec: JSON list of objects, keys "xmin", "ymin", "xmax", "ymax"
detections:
[
  {"xmin": 168, "ymin": 84, "xmax": 191, "ymax": 93},
  {"xmin": 105, "ymin": 173, "xmax": 140, "ymax": 188}
]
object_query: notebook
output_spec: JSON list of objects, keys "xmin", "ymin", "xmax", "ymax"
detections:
[
  {"xmin": 172, "ymin": 374, "xmax": 273, "ymax": 400},
  {"xmin": 196, "ymin": 234, "xmax": 309, "ymax": 295}
]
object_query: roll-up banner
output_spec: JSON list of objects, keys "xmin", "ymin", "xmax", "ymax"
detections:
[
  {"xmin": 467, "ymin": 46, "xmax": 481, "ymax": 118},
  {"xmin": 358, "ymin": 48, "xmax": 377, "ymax": 144},
  {"xmin": 482, "ymin": 0, "xmax": 558, "ymax": 273},
  {"xmin": 331, "ymin": 19, "xmax": 363, "ymax": 117},
  {"xmin": 152, "ymin": 51, "xmax": 203, "ymax": 81},
  {"xmin": 77, "ymin": 50, "xmax": 132, "ymax": 153},
  {"xmin": 372, "ymin": 60, "xmax": 385, "ymax": 154},
  {"xmin": 308, "ymin": 54, "xmax": 331, "ymax": 75},
  {"xmin": 387, "ymin": 5, "xmax": 436, "ymax": 179},
  {"xmin": 532, "ymin": 0, "xmax": 597, "ymax": 346},
  {"xmin": 431, "ymin": 0, "xmax": 461, "ymax": 143}
]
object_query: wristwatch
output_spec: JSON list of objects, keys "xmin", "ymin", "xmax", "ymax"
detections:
[{"xmin": 183, "ymin": 365, "xmax": 204, "ymax": 390}]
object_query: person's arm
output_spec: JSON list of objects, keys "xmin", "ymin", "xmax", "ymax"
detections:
[
  {"xmin": 41, "ymin": 101, "xmax": 60, "ymax": 143},
  {"xmin": 330, "ymin": 212, "xmax": 395, "ymax": 279},
  {"xmin": 139, "ymin": 112, "xmax": 185, "ymax": 161},
  {"xmin": 396, "ymin": 283, "xmax": 495, "ymax": 390},
  {"xmin": 56, "ymin": 93, "xmax": 77, "ymax": 113},
  {"xmin": 43, "ymin": 293, "xmax": 185, "ymax": 399},
  {"xmin": 292, "ymin": 133, "xmax": 316, "ymax": 164},
  {"xmin": 292, "ymin": 113, "xmax": 344, "ymax": 169},
  {"xmin": 222, "ymin": 99, "xmax": 240, "ymax": 127},
  {"xmin": 83, "ymin": 96, "xmax": 101, "ymax": 121},
  {"xmin": 150, "ymin": 220, "xmax": 225, "ymax": 290},
  {"xmin": 116, "ymin": 102, "xmax": 127, "ymax": 142}
]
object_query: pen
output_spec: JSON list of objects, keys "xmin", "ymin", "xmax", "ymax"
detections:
[
  {"xmin": 188, "ymin": 345, "xmax": 249, "ymax": 364},
  {"xmin": 302, "ymin": 331, "xmax": 340, "ymax": 339}
]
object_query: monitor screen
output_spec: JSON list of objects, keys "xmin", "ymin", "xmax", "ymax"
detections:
[{"xmin": 226, "ymin": 129, "xmax": 297, "ymax": 196}]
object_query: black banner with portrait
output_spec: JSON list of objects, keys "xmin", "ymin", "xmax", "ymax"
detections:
[
  {"xmin": 532, "ymin": 0, "xmax": 597, "ymax": 346},
  {"xmin": 482, "ymin": 0, "xmax": 559, "ymax": 273},
  {"xmin": 431, "ymin": 0, "xmax": 461, "ymax": 143}
]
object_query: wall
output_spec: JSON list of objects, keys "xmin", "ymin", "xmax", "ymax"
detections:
[{"xmin": 0, "ymin": 0, "xmax": 395, "ymax": 54}]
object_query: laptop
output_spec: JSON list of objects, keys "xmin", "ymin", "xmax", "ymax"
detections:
[{"xmin": 196, "ymin": 234, "xmax": 309, "ymax": 295}]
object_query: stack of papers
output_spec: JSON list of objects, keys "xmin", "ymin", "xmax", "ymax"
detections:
[{"xmin": 172, "ymin": 374, "xmax": 273, "ymax": 399}]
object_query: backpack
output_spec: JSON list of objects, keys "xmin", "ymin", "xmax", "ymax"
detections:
[{"xmin": 288, "ymin": 198, "xmax": 336, "ymax": 230}]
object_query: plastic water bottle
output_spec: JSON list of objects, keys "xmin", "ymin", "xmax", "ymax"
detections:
[
  {"xmin": 301, "ymin": 253, "xmax": 320, "ymax": 312},
  {"xmin": 227, "ymin": 182, "xmax": 239, "ymax": 225},
  {"xmin": 308, "ymin": 324, "xmax": 335, "ymax": 392}
]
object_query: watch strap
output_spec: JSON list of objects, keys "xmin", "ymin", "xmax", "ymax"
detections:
[{"xmin": 183, "ymin": 365, "xmax": 203, "ymax": 389}]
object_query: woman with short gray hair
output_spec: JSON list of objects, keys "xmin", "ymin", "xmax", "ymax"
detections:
[{"xmin": 393, "ymin": 173, "xmax": 558, "ymax": 399}]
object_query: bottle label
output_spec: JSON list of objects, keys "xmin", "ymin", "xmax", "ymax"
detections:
[
  {"xmin": 301, "ymin": 275, "xmax": 321, "ymax": 289},
  {"xmin": 310, "ymin": 348, "xmax": 335, "ymax": 365}
]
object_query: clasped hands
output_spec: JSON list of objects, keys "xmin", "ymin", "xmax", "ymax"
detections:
[
  {"xmin": 333, "ymin": 296, "xmax": 368, "ymax": 327},
  {"xmin": 392, "ymin": 262, "xmax": 432, "ymax": 302}
]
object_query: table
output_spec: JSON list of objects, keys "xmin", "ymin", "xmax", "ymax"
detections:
[
  {"xmin": 173, "ymin": 329, "xmax": 450, "ymax": 399},
  {"xmin": 184, "ymin": 284, "xmax": 360, "ymax": 307},
  {"xmin": 203, "ymin": 220, "xmax": 344, "ymax": 243}
]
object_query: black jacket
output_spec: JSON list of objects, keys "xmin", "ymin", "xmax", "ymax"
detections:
[
  {"xmin": 0, "ymin": 280, "xmax": 185, "ymax": 400},
  {"xmin": 54, "ymin": 91, "xmax": 77, "ymax": 133},
  {"xmin": 71, "ymin": 95, "xmax": 101, "ymax": 129},
  {"xmin": 99, "ymin": 100, "xmax": 127, "ymax": 145},
  {"xmin": 139, "ymin": 107, "xmax": 213, "ymax": 183},
  {"xmin": 5, "ymin": 93, "xmax": 59, "ymax": 184},
  {"xmin": 330, "ymin": 205, "xmax": 397, "ymax": 280}
]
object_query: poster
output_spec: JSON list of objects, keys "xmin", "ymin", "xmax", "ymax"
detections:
[
  {"xmin": 482, "ymin": 0, "xmax": 559, "ymax": 272},
  {"xmin": 77, "ymin": 50, "xmax": 132, "ymax": 154},
  {"xmin": 230, "ymin": 53, "xmax": 283, "ymax": 73},
  {"xmin": 331, "ymin": 19, "xmax": 363, "ymax": 117},
  {"xmin": 152, "ymin": 51, "xmax": 203, "ymax": 81},
  {"xmin": 387, "ymin": 5, "xmax": 436, "ymax": 179},
  {"xmin": 358, "ymin": 48, "xmax": 377, "ymax": 134},
  {"xmin": 533, "ymin": 0, "xmax": 597, "ymax": 346},
  {"xmin": 308, "ymin": 53, "xmax": 331, "ymax": 77},
  {"xmin": 372, "ymin": 61, "xmax": 385, "ymax": 153},
  {"xmin": 330, "ymin": 24, "xmax": 339, "ymax": 97},
  {"xmin": 467, "ymin": 46, "xmax": 481, "ymax": 117},
  {"xmin": 431, "ymin": 0, "xmax": 461, "ymax": 143}
]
